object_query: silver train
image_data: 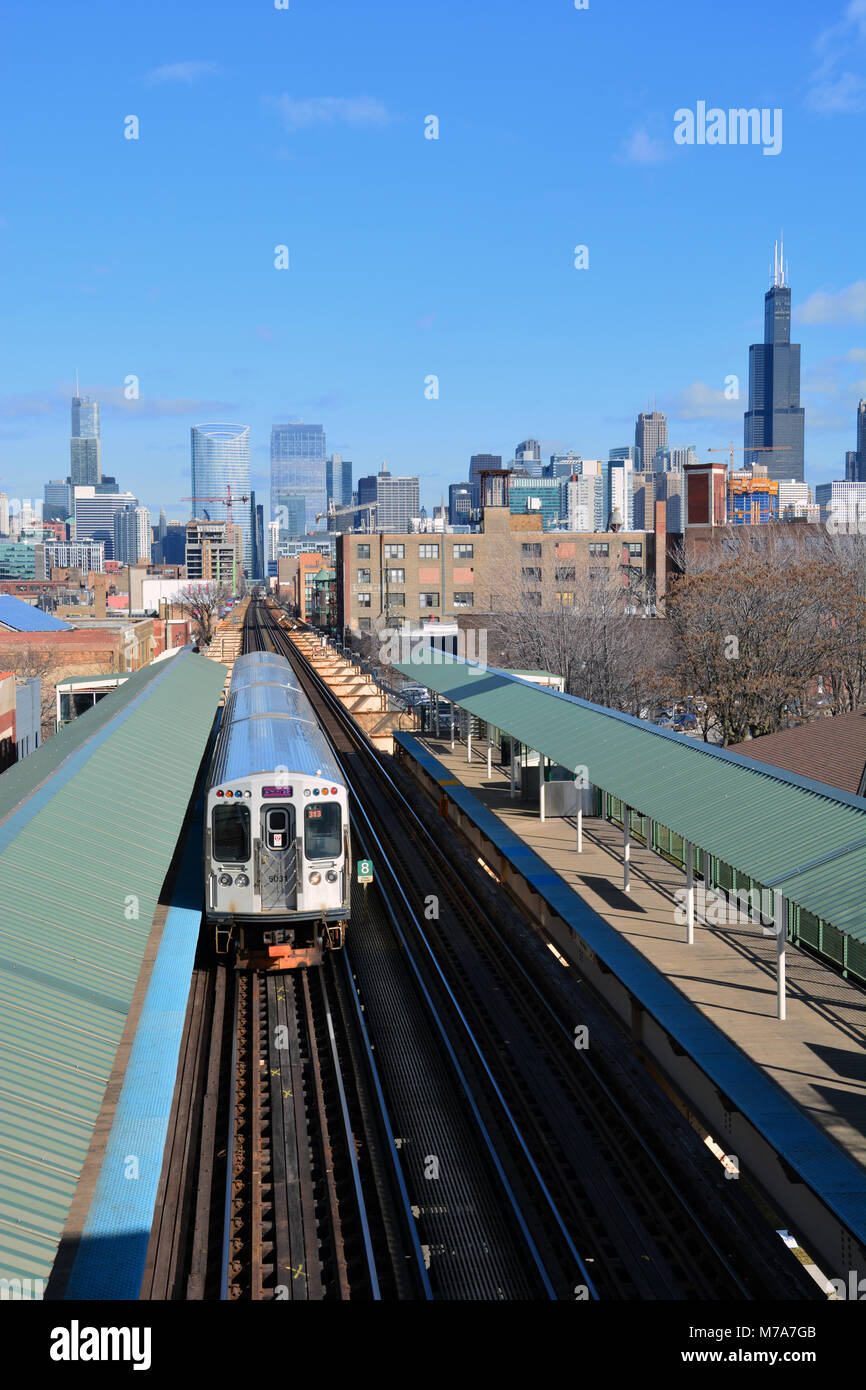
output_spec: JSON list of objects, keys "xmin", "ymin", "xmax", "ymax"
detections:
[{"xmin": 204, "ymin": 650, "xmax": 350, "ymax": 970}]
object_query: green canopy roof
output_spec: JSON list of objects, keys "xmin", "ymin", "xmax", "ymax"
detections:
[{"xmin": 393, "ymin": 652, "xmax": 866, "ymax": 944}]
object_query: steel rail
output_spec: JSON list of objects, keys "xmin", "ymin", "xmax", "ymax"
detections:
[
  {"xmin": 260, "ymin": 605, "xmax": 594, "ymax": 1299},
  {"xmin": 276, "ymin": 613, "xmax": 768, "ymax": 1298}
]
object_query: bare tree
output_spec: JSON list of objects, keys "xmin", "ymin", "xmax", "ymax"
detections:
[
  {"xmin": 477, "ymin": 533, "xmax": 665, "ymax": 714},
  {"xmin": 4, "ymin": 644, "xmax": 58, "ymax": 738},
  {"xmin": 175, "ymin": 583, "xmax": 231, "ymax": 646},
  {"xmin": 664, "ymin": 548, "xmax": 838, "ymax": 744}
]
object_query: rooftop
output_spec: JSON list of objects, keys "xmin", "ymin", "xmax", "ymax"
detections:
[
  {"xmin": 392, "ymin": 652, "xmax": 866, "ymax": 945},
  {"xmin": 0, "ymin": 649, "xmax": 227, "ymax": 1288},
  {"xmin": 0, "ymin": 595, "xmax": 71, "ymax": 633},
  {"xmin": 730, "ymin": 710, "xmax": 866, "ymax": 799}
]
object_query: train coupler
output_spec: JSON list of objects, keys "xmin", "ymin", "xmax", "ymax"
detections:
[
  {"xmin": 325, "ymin": 921, "xmax": 347, "ymax": 950},
  {"xmin": 213, "ymin": 923, "xmax": 235, "ymax": 955}
]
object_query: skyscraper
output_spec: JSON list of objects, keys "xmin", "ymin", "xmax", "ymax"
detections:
[
  {"xmin": 113, "ymin": 505, "xmax": 151, "ymax": 565},
  {"xmin": 448, "ymin": 483, "xmax": 474, "ymax": 526},
  {"xmin": 70, "ymin": 386, "xmax": 101, "ymax": 487},
  {"xmin": 546, "ymin": 453, "xmax": 582, "ymax": 478},
  {"xmin": 856, "ymin": 400, "xmax": 866, "ymax": 482},
  {"xmin": 375, "ymin": 468, "xmax": 419, "ymax": 531},
  {"xmin": 73, "ymin": 487, "xmax": 140, "ymax": 558},
  {"xmin": 271, "ymin": 422, "xmax": 327, "ymax": 534},
  {"xmin": 652, "ymin": 444, "xmax": 697, "ymax": 472},
  {"xmin": 467, "ymin": 454, "xmax": 500, "ymax": 509},
  {"xmin": 326, "ymin": 454, "xmax": 353, "ymax": 510},
  {"xmin": 156, "ymin": 508, "xmax": 167, "ymax": 563},
  {"xmin": 513, "ymin": 439, "xmax": 542, "ymax": 476},
  {"xmin": 190, "ymin": 422, "xmax": 251, "ymax": 569},
  {"xmin": 608, "ymin": 456, "xmax": 635, "ymax": 530},
  {"xmin": 560, "ymin": 474, "xmax": 604, "ymax": 531},
  {"xmin": 634, "ymin": 413, "xmax": 667, "ymax": 475},
  {"xmin": 44, "ymin": 479, "xmax": 72, "ymax": 519},
  {"xmin": 743, "ymin": 243, "xmax": 805, "ymax": 483},
  {"xmin": 249, "ymin": 493, "xmax": 265, "ymax": 581}
]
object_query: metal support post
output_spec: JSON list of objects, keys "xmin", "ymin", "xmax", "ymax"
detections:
[
  {"xmin": 623, "ymin": 807, "xmax": 631, "ymax": 893},
  {"xmin": 686, "ymin": 841, "xmax": 695, "ymax": 945},
  {"xmin": 775, "ymin": 890, "xmax": 787, "ymax": 1021}
]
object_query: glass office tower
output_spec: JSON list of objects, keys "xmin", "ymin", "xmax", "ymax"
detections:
[
  {"xmin": 190, "ymin": 422, "xmax": 251, "ymax": 570},
  {"xmin": 70, "ymin": 393, "xmax": 101, "ymax": 486},
  {"xmin": 326, "ymin": 454, "xmax": 353, "ymax": 510},
  {"xmin": 271, "ymin": 423, "xmax": 327, "ymax": 535},
  {"xmin": 743, "ymin": 246, "xmax": 805, "ymax": 483}
]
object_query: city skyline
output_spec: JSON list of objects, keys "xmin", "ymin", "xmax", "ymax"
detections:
[{"xmin": 2, "ymin": 1, "xmax": 865, "ymax": 515}]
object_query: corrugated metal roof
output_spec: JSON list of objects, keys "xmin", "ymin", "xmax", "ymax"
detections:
[
  {"xmin": 0, "ymin": 649, "xmax": 227, "ymax": 1290},
  {"xmin": 393, "ymin": 653, "xmax": 866, "ymax": 944},
  {"xmin": 0, "ymin": 595, "xmax": 71, "ymax": 632}
]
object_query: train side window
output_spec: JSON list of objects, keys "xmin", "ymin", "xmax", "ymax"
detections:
[
  {"xmin": 212, "ymin": 804, "xmax": 250, "ymax": 862},
  {"xmin": 304, "ymin": 802, "xmax": 341, "ymax": 859}
]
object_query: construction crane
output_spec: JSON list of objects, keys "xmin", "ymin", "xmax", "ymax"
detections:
[
  {"xmin": 181, "ymin": 484, "xmax": 251, "ymax": 525},
  {"xmin": 315, "ymin": 500, "xmax": 379, "ymax": 531},
  {"xmin": 707, "ymin": 443, "xmax": 791, "ymax": 470}
]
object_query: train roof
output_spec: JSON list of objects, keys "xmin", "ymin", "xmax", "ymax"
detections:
[
  {"xmin": 208, "ymin": 647, "xmax": 343, "ymax": 787},
  {"xmin": 228, "ymin": 650, "xmax": 302, "ymax": 694}
]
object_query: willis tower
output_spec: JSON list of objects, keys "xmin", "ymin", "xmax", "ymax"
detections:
[{"xmin": 743, "ymin": 242, "xmax": 805, "ymax": 483}]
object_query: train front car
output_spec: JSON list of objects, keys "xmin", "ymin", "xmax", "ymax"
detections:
[{"xmin": 205, "ymin": 650, "xmax": 350, "ymax": 969}]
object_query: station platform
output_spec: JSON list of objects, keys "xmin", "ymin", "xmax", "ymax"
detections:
[{"xmin": 395, "ymin": 731, "xmax": 866, "ymax": 1276}]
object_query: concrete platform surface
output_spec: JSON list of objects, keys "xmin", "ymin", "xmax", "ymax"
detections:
[{"xmin": 417, "ymin": 734, "xmax": 866, "ymax": 1174}]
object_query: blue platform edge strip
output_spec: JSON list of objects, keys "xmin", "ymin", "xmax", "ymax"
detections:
[
  {"xmin": 64, "ymin": 794, "xmax": 204, "ymax": 1300},
  {"xmin": 395, "ymin": 733, "xmax": 866, "ymax": 1242}
]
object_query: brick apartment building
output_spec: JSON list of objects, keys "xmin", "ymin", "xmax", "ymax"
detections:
[
  {"xmin": 336, "ymin": 507, "xmax": 662, "ymax": 635},
  {"xmin": 278, "ymin": 552, "xmax": 331, "ymax": 622}
]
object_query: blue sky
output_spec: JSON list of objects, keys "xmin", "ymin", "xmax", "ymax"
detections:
[{"xmin": 1, "ymin": 0, "xmax": 865, "ymax": 519}]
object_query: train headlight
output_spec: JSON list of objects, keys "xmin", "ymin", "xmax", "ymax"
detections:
[
  {"xmin": 325, "ymin": 869, "xmax": 338, "ymax": 883},
  {"xmin": 309, "ymin": 872, "xmax": 322, "ymax": 885},
  {"xmin": 235, "ymin": 874, "xmax": 250, "ymax": 887},
  {"xmin": 218, "ymin": 873, "xmax": 233, "ymax": 886}
]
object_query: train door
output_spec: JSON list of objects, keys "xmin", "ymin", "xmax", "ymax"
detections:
[{"xmin": 258, "ymin": 805, "xmax": 298, "ymax": 912}]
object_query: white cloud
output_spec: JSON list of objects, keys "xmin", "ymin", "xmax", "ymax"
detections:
[
  {"xmin": 145, "ymin": 61, "xmax": 222, "ymax": 85},
  {"xmin": 807, "ymin": 69, "xmax": 866, "ymax": 113},
  {"xmin": 667, "ymin": 381, "xmax": 741, "ymax": 421},
  {"xmin": 806, "ymin": 2, "xmax": 866, "ymax": 113},
  {"xmin": 266, "ymin": 94, "xmax": 392, "ymax": 131},
  {"xmin": 796, "ymin": 281, "xmax": 866, "ymax": 324},
  {"xmin": 620, "ymin": 126, "xmax": 669, "ymax": 164}
]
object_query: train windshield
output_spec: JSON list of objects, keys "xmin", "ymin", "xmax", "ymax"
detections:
[
  {"xmin": 304, "ymin": 802, "xmax": 341, "ymax": 859},
  {"xmin": 212, "ymin": 803, "xmax": 251, "ymax": 862}
]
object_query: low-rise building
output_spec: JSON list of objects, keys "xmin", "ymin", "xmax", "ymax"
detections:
[
  {"xmin": 337, "ymin": 506, "xmax": 656, "ymax": 635},
  {"xmin": 0, "ymin": 671, "xmax": 14, "ymax": 771},
  {"xmin": 0, "ymin": 671, "xmax": 41, "ymax": 768}
]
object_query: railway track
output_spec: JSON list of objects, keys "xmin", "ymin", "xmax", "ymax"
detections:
[
  {"xmin": 255, "ymin": 600, "xmax": 818, "ymax": 1302},
  {"xmin": 147, "ymin": 621, "xmax": 429, "ymax": 1301}
]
